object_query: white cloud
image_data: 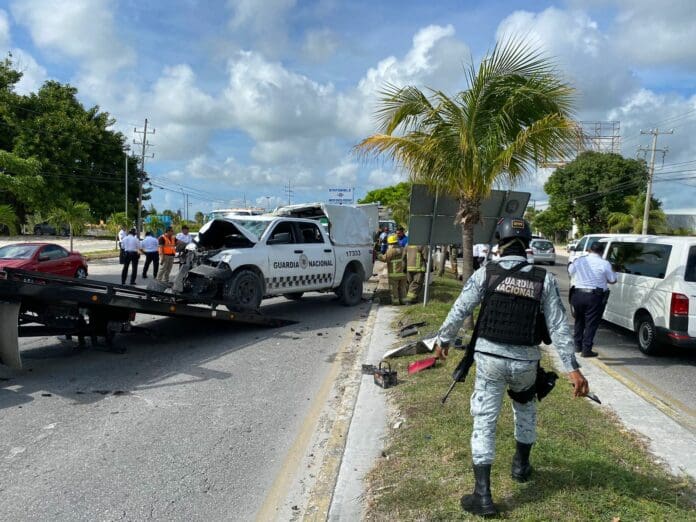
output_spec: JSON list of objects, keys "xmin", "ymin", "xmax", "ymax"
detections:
[
  {"xmin": 496, "ymin": 7, "xmax": 638, "ymax": 116},
  {"xmin": 367, "ymin": 168, "xmax": 405, "ymax": 190},
  {"xmin": 254, "ymin": 195, "xmax": 285, "ymax": 210},
  {"xmin": 227, "ymin": 0, "xmax": 296, "ymax": 57},
  {"xmin": 338, "ymin": 24, "xmax": 470, "ymax": 137},
  {"xmin": 11, "ymin": 0, "xmax": 135, "ymax": 76},
  {"xmin": 608, "ymin": 0, "xmax": 696, "ymax": 68},
  {"xmin": 0, "ymin": 9, "xmax": 9, "ymax": 50},
  {"xmin": 9, "ymin": 48, "xmax": 47, "ymax": 94},
  {"xmin": 302, "ymin": 28, "xmax": 338, "ymax": 63}
]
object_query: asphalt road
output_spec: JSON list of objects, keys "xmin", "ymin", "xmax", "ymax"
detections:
[
  {"xmin": 548, "ymin": 255, "xmax": 696, "ymax": 434},
  {"xmin": 0, "ymin": 259, "xmax": 372, "ymax": 521}
]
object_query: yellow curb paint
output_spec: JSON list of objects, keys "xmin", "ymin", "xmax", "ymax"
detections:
[
  {"xmin": 254, "ymin": 296, "xmax": 378, "ymax": 522},
  {"xmin": 587, "ymin": 357, "xmax": 696, "ymax": 432},
  {"xmin": 303, "ymin": 303, "xmax": 379, "ymax": 521}
]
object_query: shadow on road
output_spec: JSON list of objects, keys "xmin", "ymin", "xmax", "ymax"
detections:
[{"xmin": 0, "ymin": 293, "xmax": 372, "ymax": 411}]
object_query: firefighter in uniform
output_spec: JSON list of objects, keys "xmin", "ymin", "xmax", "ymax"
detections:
[
  {"xmin": 403, "ymin": 244, "xmax": 428, "ymax": 304},
  {"xmin": 433, "ymin": 218, "xmax": 590, "ymax": 517},
  {"xmin": 377, "ymin": 234, "xmax": 407, "ymax": 305}
]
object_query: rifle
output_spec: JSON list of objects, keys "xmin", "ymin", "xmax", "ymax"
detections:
[{"xmin": 440, "ymin": 262, "xmax": 529, "ymax": 404}]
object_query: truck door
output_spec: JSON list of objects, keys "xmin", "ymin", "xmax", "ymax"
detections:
[
  {"xmin": 265, "ymin": 221, "xmax": 308, "ymax": 293},
  {"xmin": 294, "ymin": 221, "xmax": 335, "ymax": 290}
]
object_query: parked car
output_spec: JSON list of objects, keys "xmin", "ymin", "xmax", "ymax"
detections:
[
  {"xmin": 33, "ymin": 222, "xmax": 69, "ymax": 236},
  {"xmin": 0, "ymin": 243, "xmax": 88, "ymax": 278},
  {"xmin": 598, "ymin": 235, "xmax": 696, "ymax": 355},
  {"xmin": 529, "ymin": 239, "xmax": 556, "ymax": 265},
  {"xmin": 567, "ymin": 233, "xmax": 620, "ymax": 263}
]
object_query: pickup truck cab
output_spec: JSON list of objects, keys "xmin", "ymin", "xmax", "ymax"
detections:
[{"xmin": 177, "ymin": 205, "xmax": 373, "ymax": 311}]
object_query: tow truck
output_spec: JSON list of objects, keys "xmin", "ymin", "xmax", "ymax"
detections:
[{"xmin": 0, "ymin": 268, "xmax": 295, "ymax": 370}]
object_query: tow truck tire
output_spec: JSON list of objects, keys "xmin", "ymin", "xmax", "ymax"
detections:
[
  {"xmin": 285, "ymin": 292, "xmax": 304, "ymax": 300},
  {"xmin": 338, "ymin": 271, "xmax": 363, "ymax": 306},
  {"xmin": 224, "ymin": 269, "xmax": 263, "ymax": 311}
]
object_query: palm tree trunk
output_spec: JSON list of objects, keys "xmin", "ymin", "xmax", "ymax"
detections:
[
  {"xmin": 457, "ymin": 195, "xmax": 481, "ymax": 284},
  {"xmin": 437, "ymin": 245, "xmax": 447, "ymax": 276}
]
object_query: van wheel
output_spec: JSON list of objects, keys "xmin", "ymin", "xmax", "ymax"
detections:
[
  {"xmin": 224, "ymin": 269, "xmax": 263, "ymax": 311},
  {"xmin": 636, "ymin": 314, "xmax": 660, "ymax": 355},
  {"xmin": 285, "ymin": 292, "xmax": 304, "ymax": 301},
  {"xmin": 338, "ymin": 272, "xmax": 363, "ymax": 306}
]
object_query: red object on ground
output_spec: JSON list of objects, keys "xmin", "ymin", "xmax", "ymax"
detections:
[
  {"xmin": 0, "ymin": 242, "xmax": 88, "ymax": 278},
  {"xmin": 408, "ymin": 357, "xmax": 437, "ymax": 374}
]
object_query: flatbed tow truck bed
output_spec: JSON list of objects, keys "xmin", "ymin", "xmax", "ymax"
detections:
[{"xmin": 0, "ymin": 268, "xmax": 295, "ymax": 369}]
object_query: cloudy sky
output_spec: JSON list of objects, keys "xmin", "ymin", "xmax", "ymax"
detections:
[{"xmin": 1, "ymin": 0, "xmax": 695, "ymax": 215}]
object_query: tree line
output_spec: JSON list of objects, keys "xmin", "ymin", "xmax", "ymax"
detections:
[{"xmin": 0, "ymin": 57, "xmax": 147, "ymax": 232}]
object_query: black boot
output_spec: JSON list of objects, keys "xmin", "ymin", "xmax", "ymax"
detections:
[
  {"xmin": 511, "ymin": 441, "xmax": 533, "ymax": 482},
  {"xmin": 460, "ymin": 464, "xmax": 496, "ymax": 517}
]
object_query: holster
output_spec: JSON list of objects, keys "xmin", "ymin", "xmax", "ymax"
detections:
[{"xmin": 507, "ymin": 364, "xmax": 558, "ymax": 404}]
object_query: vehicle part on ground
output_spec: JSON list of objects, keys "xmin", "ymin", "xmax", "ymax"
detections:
[{"xmin": 224, "ymin": 269, "xmax": 264, "ymax": 311}]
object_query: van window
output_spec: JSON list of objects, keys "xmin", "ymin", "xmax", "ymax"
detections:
[
  {"xmin": 607, "ymin": 242, "xmax": 671, "ymax": 279},
  {"xmin": 576, "ymin": 236, "xmax": 587, "ymax": 252},
  {"xmin": 685, "ymin": 246, "xmax": 696, "ymax": 282}
]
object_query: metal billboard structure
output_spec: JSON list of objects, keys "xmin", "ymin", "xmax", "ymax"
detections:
[{"xmin": 407, "ymin": 184, "xmax": 530, "ymax": 304}]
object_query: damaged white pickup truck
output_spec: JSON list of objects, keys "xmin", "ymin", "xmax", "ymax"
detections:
[{"xmin": 171, "ymin": 204, "xmax": 374, "ymax": 311}]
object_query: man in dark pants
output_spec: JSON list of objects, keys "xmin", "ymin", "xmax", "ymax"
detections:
[
  {"xmin": 141, "ymin": 231, "xmax": 159, "ymax": 279},
  {"xmin": 568, "ymin": 241, "xmax": 616, "ymax": 357},
  {"xmin": 120, "ymin": 228, "xmax": 141, "ymax": 285}
]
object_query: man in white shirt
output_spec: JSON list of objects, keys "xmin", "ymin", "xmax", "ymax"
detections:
[
  {"xmin": 120, "ymin": 228, "xmax": 141, "ymax": 285},
  {"xmin": 140, "ymin": 231, "xmax": 159, "ymax": 279},
  {"xmin": 568, "ymin": 241, "xmax": 617, "ymax": 357},
  {"xmin": 176, "ymin": 225, "xmax": 192, "ymax": 247}
]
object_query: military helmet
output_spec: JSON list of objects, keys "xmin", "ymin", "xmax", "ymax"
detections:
[
  {"xmin": 494, "ymin": 218, "xmax": 532, "ymax": 243},
  {"xmin": 387, "ymin": 234, "xmax": 398, "ymax": 244}
]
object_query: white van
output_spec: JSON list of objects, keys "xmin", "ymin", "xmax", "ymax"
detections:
[
  {"xmin": 568, "ymin": 233, "xmax": 625, "ymax": 263},
  {"xmin": 599, "ymin": 235, "xmax": 696, "ymax": 355}
]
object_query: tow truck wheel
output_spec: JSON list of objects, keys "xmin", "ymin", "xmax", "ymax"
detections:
[
  {"xmin": 285, "ymin": 292, "xmax": 304, "ymax": 301},
  {"xmin": 338, "ymin": 271, "xmax": 363, "ymax": 306},
  {"xmin": 224, "ymin": 269, "xmax": 263, "ymax": 311}
]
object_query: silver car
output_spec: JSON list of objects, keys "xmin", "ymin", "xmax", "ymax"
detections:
[{"xmin": 530, "ymin": 239, "xmax": 556, "ymax": 265}]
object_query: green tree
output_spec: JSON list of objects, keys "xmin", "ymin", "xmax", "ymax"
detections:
[
  {"xmin": 106, "ymin": 211, "xmax": 129, "ymax": 237},
  {"xmin": 607, "ymin": 194, "xmax": 668, "ymax": 234},
  {"xmin": 194, "ymin": 211, "xmax": 205, "ymax": 226},
  {"xmin": 356, "ymin": 39, "xmax": 577, "ymax": 281},
  {"xmin": 358, "ymin": 182, "xmax": 411, "ymax": 226},
  {"xmin": 48, "ymin": 200, "xmax": 91, "ymax": 251},
  {"xmin": 544, "ymin": 152, "xmax": 648, "ymax": 234},
  {"xmin": 533, "ymin": 207, "xmax": 572, "ymax": 242},
  {"xmin": 0, "ymin": 204, "xmax": 18, "ymax": 235}
]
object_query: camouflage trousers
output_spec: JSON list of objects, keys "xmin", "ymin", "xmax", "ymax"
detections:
[
  {"xmin": 470, "ymin": 352, "xmax": 537, "ymax": 465},
  {"xmin": 388, "ymin": 277, "xmax": 407, "ymax": 305}
]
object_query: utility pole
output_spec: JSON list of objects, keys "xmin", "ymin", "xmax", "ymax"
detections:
[
  {"xmin": 133, "ymin": 118, "xmax": 155, "ymax": 234},
  {"xmin": 285, "ymin": 180, "xmax": 294, "ymax": 205},
  {"xmin": 638, "ymin": 128, "xmax": 672, "ymax": 234},
  {"xmin": 123, "ymin": 145, "xmax": 130, "ymax": 219}
]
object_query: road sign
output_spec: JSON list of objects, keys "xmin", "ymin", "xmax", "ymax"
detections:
[{"xmin": 327, "ymin": 187, "xmax": 354, "ymax": 205}]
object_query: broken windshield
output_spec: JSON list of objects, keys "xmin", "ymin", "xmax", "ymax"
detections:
[{"xmin": 231, "ymin": 219, "xmax": 270, "ymax": 240}]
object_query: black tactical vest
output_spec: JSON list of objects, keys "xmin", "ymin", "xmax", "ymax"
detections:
[{"xmin": 478, "ymin": 263, "xmax": 546, "ymax": 346}]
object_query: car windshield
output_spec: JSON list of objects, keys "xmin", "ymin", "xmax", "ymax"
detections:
[
  {"xmin": 231, "ymin": 219, "xmax": 270, "ymax": 240},
  {"xmin": 0, "ymin": 245, "xmax": 39, "ymax": 259}
]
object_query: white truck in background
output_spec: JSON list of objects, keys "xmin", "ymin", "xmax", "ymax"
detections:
[{"xmin": 175, "ymin": 203, "xmax": 374, "ymax": 311}]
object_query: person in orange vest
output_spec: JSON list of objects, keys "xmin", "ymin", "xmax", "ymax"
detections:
[{"xmin": 157, "ymin": 227, "xmax": 177, "ymax": 283}]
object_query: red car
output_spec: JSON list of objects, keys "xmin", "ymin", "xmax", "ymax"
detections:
[{"xmin": 0, "ymin": 243, "xmax": 88, "ymax": 278}]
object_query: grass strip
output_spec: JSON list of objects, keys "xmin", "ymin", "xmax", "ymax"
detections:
[{"xmin": 365, "ymin": 275, "xmax": 695, "ymax": 521}]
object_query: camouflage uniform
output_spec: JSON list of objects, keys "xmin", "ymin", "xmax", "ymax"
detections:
[
  {"xmin": 436, "ymin": 256, "xmax": 579, "ymax": 465},
  {"xmin": 378, "ymin": 245, "xmax": 407, "ymax": 305},
  {"xmin": 403, "ymin": 245, "xmax": 428, "ymax": 304}
]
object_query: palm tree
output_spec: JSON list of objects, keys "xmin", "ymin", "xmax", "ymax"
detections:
[
  {"xmin": 608, "ymin": 194, "xmax": 668, "ymax": 234},
  {"xmin": 356, "ymin": 39, "xmax": 578, "ymax": 282},
  {"xmin": 48, "ymin": 200, "xmax": 91, "ymax": 252},
  {"xmin": 0, "ymin": 204, "xmax": 18, "ymax": 235}
]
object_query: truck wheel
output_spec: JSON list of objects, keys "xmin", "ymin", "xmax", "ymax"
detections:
[
  {"xmin": 75, "ymin": 267, "xmax": 88, "ymax": 279},
  {"xmin": 635, "ymin": 314, "xmax": 660, "ymax": 355},
  {"xmin": 338, "ymin": 272, "xmax": 363, "ymax": 306},
  {"xmin": 224, "ymin": 269, "xmax": 263, "ymax": 311},
  {"xmin": 285, "ymin": 292, "xmax": 304, "ymax": 301}
]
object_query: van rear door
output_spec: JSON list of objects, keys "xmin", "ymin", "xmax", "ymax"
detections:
[{"xmin": 683, "ymin": 245, "xmax": 696, "ymax": 337}]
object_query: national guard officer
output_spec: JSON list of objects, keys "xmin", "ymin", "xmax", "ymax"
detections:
[
  {"xmin": 403, "ymin": 243, "xmax": 428, "ymax": 304},
  {"xmin": 377, "ymin": 234, "xmax": 407, "ymax": 305},
  {"xmin": 568, "ymin": 241, "xmax": 616, "ymax": 357},
  {"xmin": 433, "ymin": 218, "xmax": 590, "ymax": 516}
]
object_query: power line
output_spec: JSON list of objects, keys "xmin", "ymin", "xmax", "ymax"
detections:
[
  {"xmin": 133, "ymin": 118, "xmax": 155, "ymax": 234},
  {"xmin": 637, "ymin": 128, "xmax": 673, "ymax": 234}
]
